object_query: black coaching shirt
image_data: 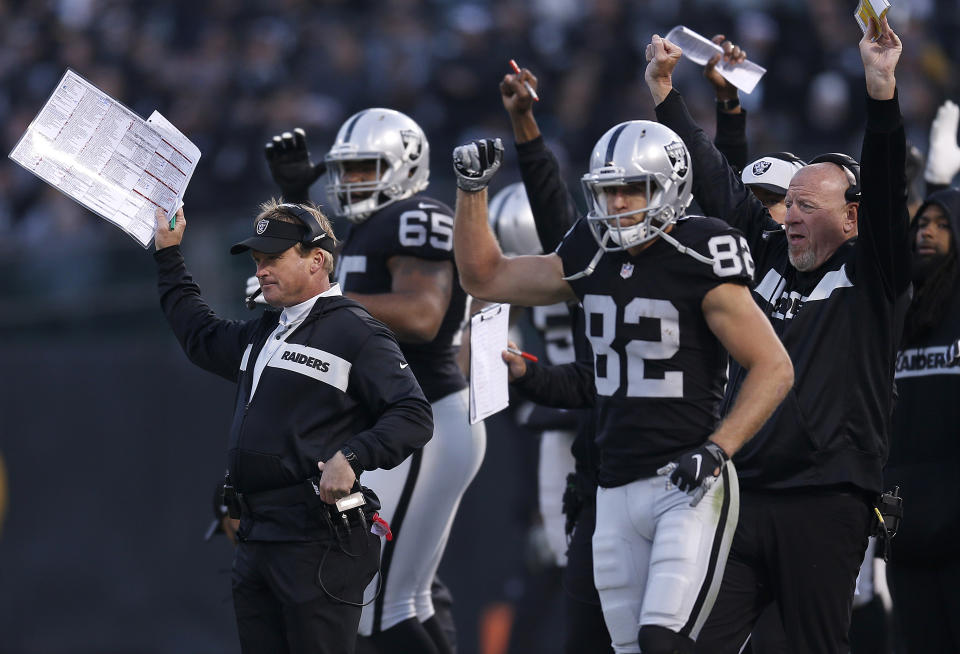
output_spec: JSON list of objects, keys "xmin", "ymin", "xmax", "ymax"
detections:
[
  {"xmin": 657, "ymin": 90, "xmax": 910, "ymax": 494},
  {"xmin": 557, "ymin": 216, "xmax": 754, "ymax": 487},
  {"xmin": 334, "ymin": 195, "xmax": 469, "ymax": 402}
]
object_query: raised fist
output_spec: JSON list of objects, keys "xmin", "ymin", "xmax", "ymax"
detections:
[
  {"xmin": 453, "ymin": 138, "xmax": 504, "ymax": 192},
  {"xmin": 264, "ymin": 127, "xmax": 326, "ymax": 202},
  {"xmin": 657, "ymin": 441, "xmax": 728, "ymax": 507}
]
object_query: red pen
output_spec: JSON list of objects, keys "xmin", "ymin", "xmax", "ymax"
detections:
[
  {"xmin": 508, "ymin": 59, "xmax": 540, "ymax": 102},
  {"xmin": 507, "ymin": 346, "xmax": 539, "ymax": 362}
]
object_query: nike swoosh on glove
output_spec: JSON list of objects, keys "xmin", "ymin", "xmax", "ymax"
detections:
[
  {"xmin": 657, "ymin": 441, "xmax": 728, "ymax": 507},
  {"xmin": 452, "ymin": 138, "xmax": 503, "ymax": 192}
]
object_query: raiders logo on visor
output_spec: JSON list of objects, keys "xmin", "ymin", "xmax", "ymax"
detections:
[
  {"xmin": 230, "ymin": 219, "xmax": 310, "ymax": 255},
  {"xmin": 753, "ymin": 161, "xmax": 773, "ymax": 176}
]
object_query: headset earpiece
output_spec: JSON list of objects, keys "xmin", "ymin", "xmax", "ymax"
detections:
[
  {"xmin": 277, "ymin": 203, "xmax": 336, "ymax": 250},
  {"xmin": 809, "ymin": 153, "xmax": 861, "ymax": 203}
]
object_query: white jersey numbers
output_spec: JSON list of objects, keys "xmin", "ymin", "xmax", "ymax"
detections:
[
  {"xmin": 398, "ymin": 210, "xmax": 454, "ymax": 251},
  {"xmin": 707, "ymin": 234, "xmax": 755, "ymax": 279},
  {"xmin": 583, "ymin": 294, "xmax": 683, "ymax": 398}
]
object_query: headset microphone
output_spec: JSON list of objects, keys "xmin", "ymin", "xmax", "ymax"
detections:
[{"xmin": 245, "ymin": 287, "xmax": 263, "ymax": 310}]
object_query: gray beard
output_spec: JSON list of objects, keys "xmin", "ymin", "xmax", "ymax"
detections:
[{"xmin": 788, "ymin": 245, "xmax": 816, "ymax": 271}]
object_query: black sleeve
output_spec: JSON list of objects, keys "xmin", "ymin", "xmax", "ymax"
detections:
[
  {"xmin": 512, "ymin": 360, "xmax": 596, "ymax": 409},
  {"xmin": 857, "ymin": 91, "xmax": 911, "ymax": 299},
  {"xmin": 656, "ymin": 90, "xmax": 779, "ymax": 252},
  {"xmin": 516, "ymin": 136, "xmax": 581, "ymax": 252},
  {"xmin": 714, "ymin": 107, "xmax": 748, "ymax": 174},
  {"xmin": 344, "ymin": 328, "xmax": 434, "ymax": 471},
  {"xmin": 155, "ymin": 246, "xmax": 260, "ymax": 382}
]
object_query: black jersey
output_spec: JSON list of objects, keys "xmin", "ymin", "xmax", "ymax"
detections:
[
  {"xmin": 520, "ymin": 302, "xmax": 581, "ymax": 431},
  {"xmin": 556, "ymin": 216, "xmax": 754, "ymax": 487},
  {"xmin": 334, "ymin": 195, "xmax": 468, "ymax": 402},
  {"xmin": 530, "ymin": 302, "xmax": 577, "ymax": 366}
]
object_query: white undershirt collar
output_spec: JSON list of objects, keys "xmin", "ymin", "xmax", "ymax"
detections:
[{"xmin": 249, "ymin": 283, "xmax": 342, "ymax": 400}]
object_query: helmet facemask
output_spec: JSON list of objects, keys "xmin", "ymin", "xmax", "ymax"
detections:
[
  {"xmin": 325, "ymin": 154, "xmax": 395, "ymax": 222},
  {"xmin": 325, "ymin": 109, "xmax": 430, "ymax": 223},
  {"xmin": 582, "ymin": 171, "xmax": 677, "ymax": 251}
]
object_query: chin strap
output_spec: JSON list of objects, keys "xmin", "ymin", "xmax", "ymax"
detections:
[
  {"xmin": 562, "ymin": 246, "xmax": 606, "ymax": 281},
  {"xmin": 563, "ymin": 217, "xmax": 718, "ymax": 281},
  {"xmin": 651, "ymin": 220, "xmax": 715, "ymax": 266}
]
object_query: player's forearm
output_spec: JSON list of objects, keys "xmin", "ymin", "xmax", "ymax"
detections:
[
  {"xmin": 510, "ymin": 111, "xmax": 541, "ymax": 144},
  {"xmin": 516, "ymin": 137, "xmax": 578, "ymax": 251},
  {"xmin": 709, "ymin": 354, "xmax": 793, "ymax": 457},
  {"xmin": 647, "ymin": 77, "xmax": 674, "ymax": 106},
  {"xmin": 866, "ymin": 72, "xmax": 896, "ymax": 102},
  {"xmin": 345, "ymin": 291, "xmax": 445, "ymax": 344},
  {"xmin": 453, "ymin": 188, "xmax": 508, "ymax": 298}
]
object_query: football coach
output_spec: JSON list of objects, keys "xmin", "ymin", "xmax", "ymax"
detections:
[{"xmin": 152, "ymin": 200, "xmax": 433, "ymax": 654}]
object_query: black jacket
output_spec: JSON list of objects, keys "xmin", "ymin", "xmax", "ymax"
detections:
[
  {"xmin": 155, "ymin": 246, "xmax": 433, "ymax": 540},
  {"xmin": 886, "ymin": 188, "xmax": 960, "ymax": 561},
  {"xmin": 657, "ymin": 89, "xmax": 911, "ymax": 494}
]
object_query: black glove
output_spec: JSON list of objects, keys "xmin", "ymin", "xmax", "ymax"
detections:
[
  {"xmin": 452, "ymin": 138, "xmax": 503, "ymax": 191},
  {"xmin": 657, "ymin": 441, "xmax": 728, "ymax": 507},
  {"xmin": 264, "ymin": 127, "xmax": 326, "ymax": 203}
]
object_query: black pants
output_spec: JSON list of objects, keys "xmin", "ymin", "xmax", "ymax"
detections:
[
  {"xmin": 233, "ymin": 531, "xmax": 381, "ymax": 654},
  {"xmin": 695, "ymin": 488, "xmax": 873, "ymax": 654},
  {"xmin": 888, "ymin": 557, "xmax": 960, "ymax": 653},
  {"xmin": 563, "ymin": 500, "xmax": 613, "ymax": 654}
]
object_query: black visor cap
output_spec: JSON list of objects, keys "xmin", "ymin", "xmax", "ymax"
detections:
[{"xmin": 230, "ymin": 218, "xmax": 307, "ymax": 255}]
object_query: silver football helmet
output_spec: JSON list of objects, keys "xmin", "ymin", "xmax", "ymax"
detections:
[
  {"xmin": 325, "ymin": 108, "xmax": 430, "ymax": 223},
  {"xmin": 488, "ymin": 182, "xmax": 542, "ymax": 256},
  {"xmin": 581, "ymin": 120, "xmax": 693, "ymax": 251}
]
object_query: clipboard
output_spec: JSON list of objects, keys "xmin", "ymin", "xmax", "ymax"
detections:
[{"xmin": 469, "ymin": 303, "xmax": 511, "ymax": 424}]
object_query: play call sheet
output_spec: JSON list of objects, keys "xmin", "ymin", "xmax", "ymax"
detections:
[{"xmin": 8, "ymin": 69, "xmax": 200, "ymax": 248}]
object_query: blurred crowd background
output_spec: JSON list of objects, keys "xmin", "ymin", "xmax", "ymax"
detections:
[
  {"xmin": 0, "ymin": 1, "xmax": 957, "ymax": 652},
  {"xmin": 0, "ymin": 0, "xmax": 957, "ymax": 329}
]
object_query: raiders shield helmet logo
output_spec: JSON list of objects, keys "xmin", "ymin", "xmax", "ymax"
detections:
[
  {"xmin": 752, "ymin": 160, "xmax": 773, "ymax": 176},
  {"xmin": 401, "ymin": 129, "xmax": 423, "ymax": 161},
  {"xmin": 256, "ymin": 219, "xmax": 269, "ymax": 235},
  {"xmin": 664, "ymin": 140, "xmax": 689, "ymax": 177}
]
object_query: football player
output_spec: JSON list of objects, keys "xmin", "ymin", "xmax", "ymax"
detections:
[
  {"xmin": 260, "ymin": 111, "xmax": 484, "ymax": 654},
  {"xmin": 451, "ymin": 124, "xmax": 794, "ymax": 653}
]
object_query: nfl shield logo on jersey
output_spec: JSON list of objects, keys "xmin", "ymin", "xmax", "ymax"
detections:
[
  {"xmin": 256, "ymin": 219, "xmax": 269, "ymax": 235},
  {"xmin": 620, "ymin": 262, "xmax": 635, "ymax": 279},
  {"xmin": 752, "ymin": 160, "xmax": 773, "ymax": 176}
]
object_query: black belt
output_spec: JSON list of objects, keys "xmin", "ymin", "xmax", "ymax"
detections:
[{"xmin": 238, "ymin": 478, "xmax": 320, "ymax": 515}]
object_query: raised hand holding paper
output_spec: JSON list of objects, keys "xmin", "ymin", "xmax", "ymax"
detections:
[{"xmin": 8, "ymin": 69, "xmax": 200, "ymax": 248}]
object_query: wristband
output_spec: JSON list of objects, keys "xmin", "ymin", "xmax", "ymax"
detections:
[
  {"xmin": 340, "ymin": 446, "xmax": 364, "ymax": 478},
  {"xmin": 717, "ymin": 97, "xmax": 740, "ymax": 112}
]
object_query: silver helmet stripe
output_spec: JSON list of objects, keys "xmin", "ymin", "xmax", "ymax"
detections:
[
  {"xmin": 604, "ymin": 123, "xmax": 630, "ymax": 167},
  {"xmin": 342, "ymin": 109, "xmax": 369, "ymax": 143}
]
